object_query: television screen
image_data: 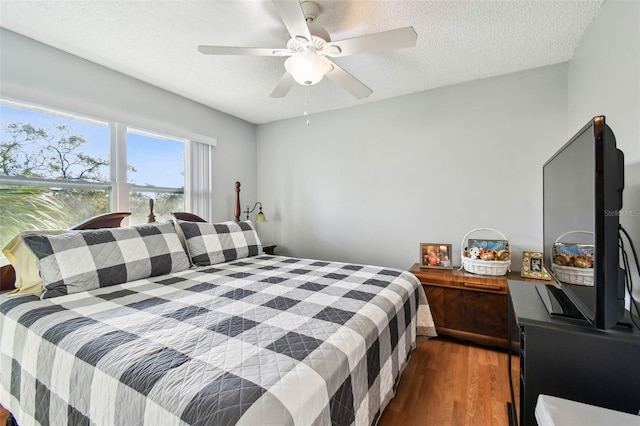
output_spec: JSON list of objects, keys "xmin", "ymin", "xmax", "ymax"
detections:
[{"xmin": 543, "ymin": 116, "xmax": 625, "ymax": 329}]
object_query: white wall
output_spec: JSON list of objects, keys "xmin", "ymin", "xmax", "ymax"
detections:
[
  {"xmin": 0, "ymin": 29, "xmax": 257, "ymax": 222},
  {"xmin": 568, "ymin": 0, "xmax": 640, "ymax": 303},
  {"xmin": 257, "ymin": 65, "xmax": 568, "ymax": 270}
]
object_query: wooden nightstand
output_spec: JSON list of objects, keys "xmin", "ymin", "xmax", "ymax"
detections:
[
  {"xmin": 262, "ymin": 244, "xmax": 277, "ymax": 255},
  {"xmin": 409, "ymin": 263, "xmax": 547, "ymax": 349}
]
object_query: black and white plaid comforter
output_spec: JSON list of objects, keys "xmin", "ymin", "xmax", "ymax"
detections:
[{"xmin": 0, "ymin": 256, "xmax": 435, "ymax": 426}]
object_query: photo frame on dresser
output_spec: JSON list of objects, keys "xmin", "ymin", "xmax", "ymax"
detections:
[
  {"xmin": 420, "ymin": 243, "xmax": 452, "ymax": 269},
  {"xmin": 521, "ymin": 251, "xmax": 552, "ymax": 280}
]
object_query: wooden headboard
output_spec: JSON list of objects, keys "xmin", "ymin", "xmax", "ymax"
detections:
[
  {"xmin": 0, "ymin": 212, "xmax": 131, "ymax": 292},
  {"xmin": 171, "ymin": 212, "xmax": 207, "ymax": 222},
  {"xmin": 234, "ymin": 181, "xmax": 241, "ymax": 222}
]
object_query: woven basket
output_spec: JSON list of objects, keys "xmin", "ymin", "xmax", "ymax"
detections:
[
  {"xmin": 550, "ymin": 264, "xmax": 594, "ymax": 286},
  {"xmin": 459, "ymin": 228, "xmax": 511, "ymax": 276},
  {"xmin": 551, "ymin": 230, "xmax": 594, "ymax": 286}
]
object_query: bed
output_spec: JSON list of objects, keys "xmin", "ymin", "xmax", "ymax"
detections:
[{"xmin": 0, "ymin": 185, "xmax": 436, "ymax": 426}]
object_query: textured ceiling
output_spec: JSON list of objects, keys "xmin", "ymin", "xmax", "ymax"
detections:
[{"xmin": 0, "ymin": 0, "xmax": 603, "ymax": 125}]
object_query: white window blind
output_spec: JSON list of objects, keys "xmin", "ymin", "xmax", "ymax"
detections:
[{"xmin": 188, "ymin": 141, "xmax": 213, "ymax": 221}]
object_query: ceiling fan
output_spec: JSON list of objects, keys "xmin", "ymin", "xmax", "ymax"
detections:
[{"xmin": 198, "ymin": 0, "xmax": 417, "ymax": 99}]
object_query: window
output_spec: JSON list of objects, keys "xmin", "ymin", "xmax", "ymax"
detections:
[
  {"xmin": 0, "ymin": 99, "xmax": 187, "ymax": 254},
  {"xmin": 127, "ymin": 128, "xmax": 185, "ymax": 225}
]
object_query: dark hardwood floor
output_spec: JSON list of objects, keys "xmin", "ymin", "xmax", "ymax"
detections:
[{"xmin": 0, "ymin": 337, "xmax": 512, "ymax": 426}]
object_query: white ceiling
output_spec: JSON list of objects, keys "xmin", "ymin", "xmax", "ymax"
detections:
[{"xmin": 0, "ymin": 0, "xmax": 603, "ymax": 125}]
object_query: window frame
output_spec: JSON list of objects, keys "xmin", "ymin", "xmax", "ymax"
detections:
[{"xmin": 0, "ymin": 98, "xmax": 189, "ymax": 223}]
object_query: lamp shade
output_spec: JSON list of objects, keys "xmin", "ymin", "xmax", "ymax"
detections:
[
  {"xmin": 284, "ymin": 52, "xmax": 332, "ymax": 86},
  {"xmin": 255, "ymin": 211, "xmax": 267, "ymax": 223}
]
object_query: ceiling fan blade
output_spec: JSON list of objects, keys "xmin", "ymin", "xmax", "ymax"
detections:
[
  {"xmin": 325, "ymin": 61, "xmax": 373, "ymax": 99},
  {"xmin": 324, "ymin": 27, "xmax": 418, "ymax": 57},
  {"xmin": 270, "ymin": 72, "xmax": 296, "ymax": 98},
  {"xmin": 272, "ymin": 0, "xmax": 311, "ymax": 42},
  {"xmin": 198, "ymin": 45, "xmax": 285, "ymax": 56}
]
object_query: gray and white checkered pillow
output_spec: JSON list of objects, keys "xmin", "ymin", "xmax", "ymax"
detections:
[
  {"xmin": 22, "ymin": 221, "xmax": 190, "ymax": 299},
  {"xmin": 177, "ymin": 220, "xmax": 263, "ymax": 266}
]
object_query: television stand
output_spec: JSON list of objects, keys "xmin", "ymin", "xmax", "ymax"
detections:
[
  {"xmin": 536, "ymin": 284, "xmax": 636, "ymax": 329},
  {"xmin": 614, "ymin": 311, "xmax": 636, "ymax": 330},
  {"xmin": 536, "ymin": 285, "xmax": 586, "ymax": 321},
  {"xmin": 508, "ymin": 280, "xmax": 640, "ymax": 426}
]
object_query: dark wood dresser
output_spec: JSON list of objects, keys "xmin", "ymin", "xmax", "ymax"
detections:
[{"xmin": 408, "ymin": 264, "xmax": 547, "ymax": 349}]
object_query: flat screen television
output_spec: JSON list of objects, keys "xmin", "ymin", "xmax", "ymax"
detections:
[{"xmin": 542, "ymin": 116, "xmax": 625, "ymax": 330}]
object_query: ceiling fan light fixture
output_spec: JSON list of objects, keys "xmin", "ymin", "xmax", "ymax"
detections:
[{"xmin": 285, "ymin": 52, "xmax": 332, "ymax": 86}]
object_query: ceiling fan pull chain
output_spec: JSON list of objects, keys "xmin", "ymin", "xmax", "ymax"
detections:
[{"xmin": 304, "ymin": 85, "xmax": 311, "ymax": 126}]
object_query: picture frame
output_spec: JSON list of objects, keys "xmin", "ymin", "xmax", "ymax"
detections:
[
  {"xmin": 420, "ymin": 243, "xmax": 453, "ymax": 269},
  {"xmin": 521, "ymin": 251, "xmax": 552, "ymax": 280},
  {"xmin": 468, "ymin": 238, "xmax": 509, "ymax": 252}
]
